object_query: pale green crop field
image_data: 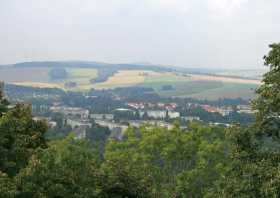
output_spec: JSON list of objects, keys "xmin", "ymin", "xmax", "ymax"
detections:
[
  {"xmin": 136, "ymin": 73, "xmax": 259, "ymax": 99},
  {"xmin": 61, "ymin": 68, "xmax": 98, "ymax": 91},
  {"xmin": 139, "ymin": 74, "xmax": 223, "ymax": 98},
  {"xmin": 67, "ymin": 68, "xmax": 98, "ymax": 79},
  {"xmin": 189, "ymin": 83, "xmax": 258, "ymax": 100}
]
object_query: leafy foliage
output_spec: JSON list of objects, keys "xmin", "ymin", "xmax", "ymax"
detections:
[
  {"xmin": 0, "ymin": 104, "xmax": 47, "ymax": 177},
  {"xmin": 15, "ymin": 135, "xmax": 101, "ymax": 198},
  {"xmin": 103, "ymin": 123, "xmax": 230, "ymax": 197},
  {"xmin": 221, "ymin": 43, "xmax": 280, "ymax": 197}
]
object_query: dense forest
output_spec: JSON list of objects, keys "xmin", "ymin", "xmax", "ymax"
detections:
[{"xmin": 1, "ymin": 43, "xmax": 280, "ymax": 197}]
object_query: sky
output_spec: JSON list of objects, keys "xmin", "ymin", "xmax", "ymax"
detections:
[{"xmin": 0, "ymin": 0, "xmax": 279, "ymax": 69}]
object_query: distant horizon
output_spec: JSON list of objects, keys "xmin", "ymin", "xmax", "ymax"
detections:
[{"xmin": 0, "ymin": 59, "xmax": 267, "ymax": 71}]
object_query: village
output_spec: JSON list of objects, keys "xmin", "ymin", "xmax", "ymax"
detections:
[
  {"xmin": 1, "ymin": 81, "xmax": 254, "ymax": 140},
  {"xmin": 33, "ymin": 99, "xmax": 254, "ymax": 140}
]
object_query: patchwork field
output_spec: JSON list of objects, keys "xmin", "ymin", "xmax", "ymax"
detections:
[
  {"xmin": 93, "ymin": 70, "xmax": 260, "ymax": 99},
  {"xmin": 189, "ymin": 74, "xmax": 261, "ymax": 85},
  {"xmin": 0, "ymin": 66, "xmax": 261, "ymax": 99},
  {"xmin": 0, "ymin": 67, "xmax": 51, "ymax": 83},
  {"xmin": 93, "ymin": 70, "xmax": 171, "ymax": 89},
  {"xmin": 61, "ymin": 68, "xmax": 98, "ymax": 90},
  {"xmin": 0, "ymin": 67, "xmax": 98, "ymax": 90}
]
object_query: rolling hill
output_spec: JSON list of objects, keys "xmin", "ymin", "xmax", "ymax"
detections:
[{"xmin": 0, "ymin": 61, "xmax": 262, "ymax": 100}]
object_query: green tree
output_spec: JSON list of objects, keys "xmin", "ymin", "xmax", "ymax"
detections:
[
  {"xmin": 16, "ymin": 134, "xmax": 149, "ymax": 198},
  {"xmin": 0, "ymin": 171, "xmax": 16, "ymax": 198},
  {"xmin": 86, "ymin": 121, "xmax": 111, "ymax": 158},
  {"xmin": 103, "ymin": 123, "xmax": 229, "ymax": 197},
  {"xmin": 0, "ymin": 104, "xmax": 47, "ymax": 177},
  {"xmin": 253, "ymin": 43, "xmax": 280, "ymax": 136},
  {"xmin": 0, "ymin": 82, "xmax": 9, "ymax": 116},
  {"xmin": 15, "ymin": 135, "xmax": 101, "ymax": 198},
  {"xmin": 221, "ymin": 43, "xmax": 280, "ymax": 197}
]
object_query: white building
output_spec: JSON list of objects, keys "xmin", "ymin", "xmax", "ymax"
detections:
[
  {"xmin": 168, "ymin": 111, "xmax": 180, "ymax": 119},
  {"xmin": 181, "ymin": 116, "xmax": 200, "ymax": 122},
  {"xmin": 139, "ymin": 110, "xmax": 180, "ymax": 119},
  {"xmin": 50, "ymin": 106, "xmax": 89, "ymax": 119},
  {"xmin": 90, "ymin": 114, "xmax": 114, "ymax": 120},
  {"xmin": 144, "ymin": 110, "xmax": 166, "ymax": 119},
  {"xmin": 95, "ymin": 120, "xmax": 128, "ymax": 140},
  {"xmin": 66, "ymin": 118, "xmax": 92, "ymax": 129},
  {"xmin": 217, "ymin": 109, "xmax": 232, "ymax": 116},
  {"xmin": 48, "ymin": 121, "xmax": 57, "ymax": 128}
]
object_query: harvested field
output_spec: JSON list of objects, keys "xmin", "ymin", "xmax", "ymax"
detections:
[
  {"xmin": 94, "ymin": 70, "xmax": 164, "ymax": 89},
  {"xmin": 12, "ymin": 82, "xmax": 62, "ymax": 89},
  {"xmin": 190, "ymin": 74, "xmax": 261, "ymax": 85}
]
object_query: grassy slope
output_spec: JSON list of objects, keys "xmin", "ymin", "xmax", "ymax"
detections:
[
  {"xmin": 188, "ymin": 83, "xmax": 258, "ymax": 100},
  {"xmin": 139, "ymin": 75, "xmax": 224, "ymax": 98}
]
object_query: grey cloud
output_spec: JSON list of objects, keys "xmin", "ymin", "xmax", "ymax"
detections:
[{"xmin": 0, "ymin": 0, "xmax": 279, "ymax": 69}]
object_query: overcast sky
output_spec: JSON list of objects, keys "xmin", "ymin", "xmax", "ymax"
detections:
[{"xmin": 0, "ymin": 0, "xmax": 279, "ymax": 69}]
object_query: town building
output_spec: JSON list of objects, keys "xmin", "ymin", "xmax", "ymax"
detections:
[
  {"xmin": 140, "ymin": 110, "xmax": 166, "ymax": 119},
  {"xmin": 181, "ymin": 116, "xmax": 201, "ymax": 122},
  {"xmin": 168, "ymin": 111, "xmax": 180, "ymax": 119},
  {"xmin": 50, "ymin": 106, "xmax": 89, "ymax": 119},
  {"xmin": 90, "ymin": 114, "xmax": 114, "ymax": 120},
  {"xmin": 66, "ymin": 118, "xmax": 92, "ymax": 129}
]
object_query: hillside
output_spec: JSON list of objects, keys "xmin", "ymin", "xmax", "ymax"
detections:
[{"xmin": 0, "ymin": 61, "xmax": 261, "ymax": 100}]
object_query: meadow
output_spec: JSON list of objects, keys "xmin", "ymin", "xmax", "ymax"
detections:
[{"xmin": 189, "ymin": 83, "xmax": 258, "ymax": 100}]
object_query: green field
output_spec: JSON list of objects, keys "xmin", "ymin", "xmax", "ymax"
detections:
[
  {"xmin": 59, "ymin": 68, "xmax": 98, "ymax": 90},
  {"xmin": 140, "ymin": 81, "xmax": 223, "ymax": 97},
  {"xmin": 189, "ymin": 83, "xmax": 258, "ymax": 100},
  {"xmin": 136, "ymin": 74, "xmax": 259, "ymax": 99}
]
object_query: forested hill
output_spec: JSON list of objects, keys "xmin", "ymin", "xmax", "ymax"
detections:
[
  {"xmin": 9, "ymin": 61, "xmax": 174, "ymax": 72},
  {"xmin": 2, "ymin": 60, "xmax": 234, "ymax": 75}
]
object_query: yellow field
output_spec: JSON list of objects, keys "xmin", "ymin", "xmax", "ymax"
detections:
[
  {"xmin": 12, "ymin": 82, "xmax": 63, "ymax": 89},
  {"xmin": 190, "ymin": 74, "xmax": 261, "ymax": 85},
  {"xmin": 8, "ymin": 68, "xmax": 261, "ymax": 99},
  {"xmin": 93, "ymin": 70, "xmax": 169, "ymax": 89},
  {"xmin": 93, "ymin": 70, "xmax": 261, "ymax": 90}
]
